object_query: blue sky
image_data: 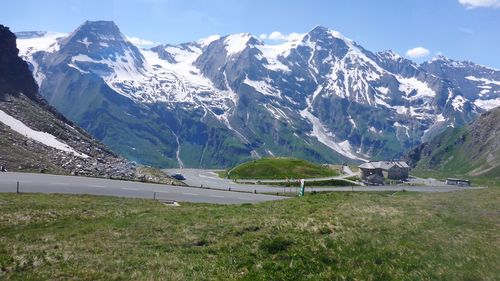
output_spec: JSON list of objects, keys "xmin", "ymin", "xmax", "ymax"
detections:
[{"xmin": 2, "ymin": 0, "xmax": 500, "ymax": 67}]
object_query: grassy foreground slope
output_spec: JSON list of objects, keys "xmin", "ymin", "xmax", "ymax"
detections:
[
  {"xmin": 1, "ymin": 189, "xmax": 499, "ymax": 280},
  {"xmin": 224, "ymin": 157, "xmax": 339, "ymax": 179}
]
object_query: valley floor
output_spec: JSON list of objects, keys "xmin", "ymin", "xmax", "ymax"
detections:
[{"xmin": 0, "ymin": 187, "xmax": 499, "ymax": 280}]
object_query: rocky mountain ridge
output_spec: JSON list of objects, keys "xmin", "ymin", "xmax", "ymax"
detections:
[
  {"xmin": 15, "ymin": 21, "xmax": 500, "ymax": 167},
  {"xmin": 405, "ymin": 107, "xmax": 500, "ymax": 179},
  {"xmin": 0, "ymin": 24, "xmax": 165, "ymax": 181}
]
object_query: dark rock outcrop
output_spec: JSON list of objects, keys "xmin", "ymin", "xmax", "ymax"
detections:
[{"xmin": 0, "ymin": 24, "xmax": 39, "ymax": 101}]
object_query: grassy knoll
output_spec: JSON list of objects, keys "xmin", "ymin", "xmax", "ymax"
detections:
[
  {"xmin": 222, "ymin": 157, "xmax": 339, "ymax": 180},
  {"xmin": 0, "ymin": 187, "xmax": 499, "ymax": 280}
]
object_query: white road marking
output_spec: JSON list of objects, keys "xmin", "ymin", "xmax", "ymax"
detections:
[
  {"xmin": 183, "ymin": 192, "xmax": 199, "ymax": 196},
  {"xmin": 237, "ymin": 197, "xmax": 250, "ymax": 200},
  {"xmin": 51, "ymin": 182, "xmax": 70, "ymax": 186},
  {"xmin": 88, "ymin": 184, "xmax": 106, "ymax": 188},
  {"xmin": 210, "ymin": 195, "xmax": 224, "ymax": 198},
  {"xmin": 154, "ymin": 190, "xmax": 169, "ymax": 194},
  {"xmin": 121, "ymin": 187, "xmax": 139, "ymax": 191}
]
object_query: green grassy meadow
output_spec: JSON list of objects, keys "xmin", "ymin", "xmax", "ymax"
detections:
[{"xmin": 0, "ymin": 186, "xmax": 499, "ymax": 280}]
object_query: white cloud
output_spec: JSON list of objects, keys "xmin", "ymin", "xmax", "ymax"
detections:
[
  {"xmin": 126, "ymin": 36, "xmax": 158, "ymax": 47},
  {"xmin": 259, "ymin": 31, "xmax": 303, "ymax": 42},
  {"xmin": 458, "ymin": 0, "xmax": 500, "ymax": 8},
  {"xmin": 406, "ymin": 47, "xmax": 430, "ymax": 58},
  {"xmin": 268, "ymin": 31, "xmax": 287, "ymax": 40}
]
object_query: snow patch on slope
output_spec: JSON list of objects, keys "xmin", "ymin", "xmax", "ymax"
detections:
[
  {"xmin": 474, "ymin": 98, "xmax": 500, "ymax": 111},
  {"xmin": 255, "ymin": 35, "xmax": 305, "ymax": 71},
  {"xmin": 452, "ymin": 95, "xmax": 466, "ymax": 112},
  {"xmin": 16, "ymin": 32, "xmax": 67, "ymax": 56},
  {"xmin": 224, "ymin": 33, "xmax": 253, "ymax": 56},
  {"xmin": 244, "ymin": 78, "xmax": 281, "ymax": 97},
  {"xmin": 300, "ymin": 109, "xmax": 366, "ymax": 160},
  {"xmin": 397, "ymin": 77, "xmax": 435, "ymax": 99},
  {"xmin": 465, "ymin": 76, "xmax": 500, "ymax": 86},
  {"xmin": 17, "ymin": 32, "xmax": 68, "ymax": 86},
  {"xmin": 376, "ymin": 87, "xmax": 389, "ymax": 94},
  {"xmin": 0, "ymin": 109, "xmax": 88, "ymax": 158}
]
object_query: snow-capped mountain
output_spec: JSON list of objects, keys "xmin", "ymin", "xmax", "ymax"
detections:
[
  {"xmin": 0, "ymin": 24, "xmax": 138, "ymax": 178},
  {"xmin": 16, "ymin": 21, "xmax": 500, "ymax": 168},
  {"xmin": 422, "ymin": 56, "xmax": 500, "ymax": 111}
]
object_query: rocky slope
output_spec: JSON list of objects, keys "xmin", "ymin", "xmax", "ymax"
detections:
[
  {"xmin": 405, "ymin": 107, "xmax": 500, "ymax": 179},
  {"xmin": 0, "ymin": 24, "xmax": 158, "ymax": 181},
  {"xmin": 16, "ymin": 21, "xmax": 500, "ymax": 168}
]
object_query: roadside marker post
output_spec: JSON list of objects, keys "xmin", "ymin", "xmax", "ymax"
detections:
[
  {"xmin": 299, "ymin": 179, "xmax": 305, "ymax": 196},
  {"xmin": 153, "ymin": 192, "xmax": 156, "ymax": 200},
  {"xmin": 16, "ymin": 181, "xmax": 19, "ymax": 194}
]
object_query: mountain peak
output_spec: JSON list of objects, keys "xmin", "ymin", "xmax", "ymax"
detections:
[
  {"xmin": 427, "ymin": 55, "xmax": 499, "ymax": 72},
  {"xmin": 54, "ymin": 20, "xmax": 145, "ymax": 76},
  {"xmin": 58, "ymin": 19, "xmax": 134, "ymax": 54},
  {"xmin": 430, "ymin": 54, "xmax": 449, "ymax": 62},
  {"xmin": 70, "ymin": 20, "xmax": 123, "ymax": 41},
  {"xmin": 378, "ymin": 50, "xmax": 403, "ymax": 60},
  {"xmin": 309, "ymin": 25, "xmax": 330, "ymax": 33},
  {"xmin": 308, "ymin": 25, "xmax": 334, "ymax": 37},
  {"xmin": 81, "ymin": 20, "xmax": 119, "ymax": 29},
  {"xmin": 428, "ymin": 55, "xmax": 473, "ymax": 67},
  {"xmin": 222, "ymin": 33, "xmax": 260, "ymax": 56},
  {"xmin": 306, "ymin": 25, "xmax": 352, "ymax": 44}
]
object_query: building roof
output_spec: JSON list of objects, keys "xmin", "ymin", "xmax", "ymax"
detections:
[{"xmin": 359, "ymin": 161, "xmax": 410, "ymax": 170}]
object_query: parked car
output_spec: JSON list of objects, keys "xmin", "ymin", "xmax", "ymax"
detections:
[{"xmin": 171, "ymin": 173, "xmax": 186, "ymax": 180}]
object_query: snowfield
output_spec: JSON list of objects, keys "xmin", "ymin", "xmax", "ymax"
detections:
[
  {"xmin": 16, "ymin": 31, "xmax": 67, "ymax": 56},
  {"xmin": 0, "ymin": 109, "xmax": 88, "ymax": 158}
]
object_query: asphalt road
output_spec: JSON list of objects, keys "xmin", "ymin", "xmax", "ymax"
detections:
[
  {"xmin": 164, "ymin": 169, "xmax": 483, "ymax": 193},
  {"xmin": 0, "ymin": 172, "xmax": 285, "ymax": 204}
]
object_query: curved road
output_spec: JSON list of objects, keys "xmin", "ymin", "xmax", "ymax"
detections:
[
  {"xmin": 164, "ymin": 169, "xmax": 483, "ymax": 193},
  {"xmin": 0, "ymin": 172, "xmax": 284, "ymax": 204}
]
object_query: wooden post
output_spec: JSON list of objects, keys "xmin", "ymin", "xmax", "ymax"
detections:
[
  {"xmin": 17, "ymin": 181, "xmax": 19, "ymax": 194},
  {"xmin": 153, "ymin": 192, "xmax": 156, "ymax": 200}
]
